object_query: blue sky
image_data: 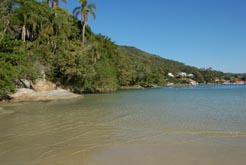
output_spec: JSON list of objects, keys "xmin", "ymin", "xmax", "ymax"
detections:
[{"xmin": 61, "ymin": 0, "xmax": 246, "ymax": 73}]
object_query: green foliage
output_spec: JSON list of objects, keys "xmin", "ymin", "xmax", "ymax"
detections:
[
  {"xmin": 0, "ymin": 21, "xmax": 36, "ymax": 96},
  {"xmin": 116, "ymin": 46, "xmax": 237, "ymax": 85},
  {"xmin": 241, "ymin": 75, "xmax": 246, "ymax": 81},
  {"xmin": 0, "ymin": 20, "xmax": 14, "ymax": 96},
  {"xmin": 199, "ymin": 68, "xmax": 224, "ymax": 83},
  {"xmin": 0, "ymin": 60, "xmax": 17, "ymax": 96},
  {"xmin": 93, "ymin": 58, "xmax": 119, "ymax": 91}
]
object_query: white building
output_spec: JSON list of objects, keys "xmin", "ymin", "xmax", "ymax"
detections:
[
  {"xmin": 168, "ymin": 73, "xmax": 174, "ymax": 77},
  {"xmin": 177, "ymin": 72, "xmax": 187, "ymax": 77},
  {"xmin": 187, "ymin": 74, "xmax": 195, "ymax": 78}
]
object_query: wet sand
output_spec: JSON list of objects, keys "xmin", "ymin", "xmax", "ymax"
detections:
[
  {"xmin": 1, "ymin": 126, "xmax": 245, "ymax": 165},
  {"xmin": 88, "ymin": 135, "xmax": 246, "ymax": 165}
]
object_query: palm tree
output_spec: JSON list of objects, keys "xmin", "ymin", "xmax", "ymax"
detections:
[
  {"xmin": 46, "ymin": 0, "xmax": 67, "ymax": 8},
  {"xmin": 47, "ymin": 0, "xmax": 51, "ymax": 7},
  {"xmin": 17, "ymin": 0, "xmax": 37, "ymax": 42},
  {"xmin": 73, "ymin": 0, "xmax": 96, "ymax": 45},
  {"xmin": 15, "ymin": 0, "xmax": 50, "ymax": 42}
]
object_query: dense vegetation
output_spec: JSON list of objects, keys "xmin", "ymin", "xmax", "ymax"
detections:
[{"xmin": 0, "ymin": 0, "xmax": 244, "ymax": 97}]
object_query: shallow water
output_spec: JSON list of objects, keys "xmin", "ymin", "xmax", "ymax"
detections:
[{"xmin": 1, "ymin": 85, "xmax": 246, "ymax": 164}]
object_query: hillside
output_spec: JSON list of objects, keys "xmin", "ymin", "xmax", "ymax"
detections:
[
  {"xmin": 118, "ymin": 46, "xmax": 186, "ymax": 68},
  {"xmin": 116, "ymin": 46, "xmax": 229, "ymax": 85}
]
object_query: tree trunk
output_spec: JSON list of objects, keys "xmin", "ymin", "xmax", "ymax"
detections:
[
  {"xmin": 22, "ymin": 24, "xmax": 26, "ymax": 42},
  {"xmin": 52, "ymin": 1, "xmax": 58, "ymax": 8},
  {"xmin": 47, "ymin": 0, "xmax": 51, "ymax": 7},
  {"xmin": 26, "ymin": 29, "xmax": 30, "ymax": 40},
  {"xmin": 82, "ymin": 21, "xmax": 87, "ymax": 46},
  {"xmin": 80, "ymin": 14, "xmax": 83, "ymax": 44}
]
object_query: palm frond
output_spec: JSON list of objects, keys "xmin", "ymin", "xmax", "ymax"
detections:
[
  {"xmin": 88, "ymin": 3, "xmax": 96, "ymax": 10},
  {"xmin": 73, "ymin": 6, "xmax": 81, "ymax": 15},
  {"xmin": 88, "ymin": 9, "xmax": 96, "ymax": 20},
  {"xmin": 74, "ymin": 10, "xmax": 81, "ymax": 18},
  {"xmin": 82, "ymin": 0, "xmax": 88, "ymax": 7}
]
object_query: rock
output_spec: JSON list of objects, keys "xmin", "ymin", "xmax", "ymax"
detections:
[
  {"xmin": 8, "ymin": 88, "xmax": 34, "ymax": 102},
  {"xmin": 234, "ymin": 80, "xmax": 245, "ymax": 85},
  {"xmin": 95, "ymin": 88, "xmax": 117, "ymax": 93},
  {"xmin": 120, "ymin": 85, "xmax": 144, "ymax": 90},
  {"xmin": 145, "ymin": 84, "xmax": 159, "ymax": 88},
  {"xmin": 189, "ymin": 79, "xmax": 198, "ymax": 86},
  {"xmin": 9, "ymin": 88, "xmax": 81, "ymax": 102},
  {"xmin": 0, "ymin": 95, "xmax": 12, "ymax": 102},
  {"xmin": 15, "ymin": 79, "xmax": 34, "ymax": 89},
  {"xmin": 167, "ymin": 83, "xmax": 174, "ymax": 86},
  {"xmin": 10, "ymin": 88, "xmax": 35, "ymax": 98},
  {"xmin": 33, "ymin": 79, "xmax": 56, "ymax": 92}
]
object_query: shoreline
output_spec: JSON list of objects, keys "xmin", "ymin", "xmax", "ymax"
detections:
[{"xmin": 1, "ymin": 83, "xmax": 245, "ymax": 104}]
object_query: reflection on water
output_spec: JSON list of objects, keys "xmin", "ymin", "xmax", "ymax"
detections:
[{"xmin": 0, "ymin": 85, "xmax": 246, "ymax": 164}]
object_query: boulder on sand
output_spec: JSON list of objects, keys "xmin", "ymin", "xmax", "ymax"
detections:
[{"xmin": 9, "ymin": 88, "xmax": 81, "ymax": 102}]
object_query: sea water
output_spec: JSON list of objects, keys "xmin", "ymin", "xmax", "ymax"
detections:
[{"xmin": 0, "ymin": 85, "xmax": 246, "ymax": 164}]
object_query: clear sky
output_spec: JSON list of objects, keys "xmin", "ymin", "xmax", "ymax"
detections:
[{"xmin": 61, "ymin": 0, "xmax": 246, "ymax": 73}]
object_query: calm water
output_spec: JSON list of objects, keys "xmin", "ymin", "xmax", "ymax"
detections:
[{"xmin": 1, "ymin": 85, "xmax": 246, "ymax": 164}]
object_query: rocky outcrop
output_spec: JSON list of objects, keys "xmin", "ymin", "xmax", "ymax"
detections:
[
  {"xmin": 9, "ymin": 88, "xmax": 81, "ymax": 102},
  {"xmin": 189, "ymin": 79, "xmax": 198, "ymax": 86},
  {"xmin": 15, "ymin": 79, "xmax": 34, "ymax": 89},
  {"xmin": 33, "ymin": 79, "xmax": 56, "ymax": 92},
  {"xmin": 0, "ymin": 95, "xmax": 12, "ymax": 102},
  {"xmin": 120, "ymin": 85, "xmax": 144, "ymax": 90},
  {"xmin": 1, "ymin": 78, "xmax": 81, "ymax": 103},
  {"xmin": 95, "ymin": 88, "xmax": 118, "ymax": 93},
  {"xmin": 143, "ymin": 84, "xmax": 160, "ymax": 88},
  {"xmin": 234, "ymin": 80, "xmax": 245, "ymax": 85}
]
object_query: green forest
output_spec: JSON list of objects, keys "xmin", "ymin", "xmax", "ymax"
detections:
[{"xmin": 0, "ymin": 0, "xmax": 245, "ymax": 97}]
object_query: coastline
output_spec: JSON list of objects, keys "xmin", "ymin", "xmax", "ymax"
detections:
[{"xmin": 1, "ymin": 83, "xmax": 245, "ymax": 104}]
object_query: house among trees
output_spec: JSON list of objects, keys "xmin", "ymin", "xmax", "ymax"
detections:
[
  {"xmin": 168, "ymin": 73, "xmax": 174, "ymax": 77},
  {"xmin": 177, "ymin": 72, "xmax": 187, "ymax": 78},
  {"xmin": 187, "ymin": 74, "xmax": 195, "ymax": 78}
]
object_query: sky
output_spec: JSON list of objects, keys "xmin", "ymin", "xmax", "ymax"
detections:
[{"xmin": 61, "ymin": 0, "xmax": 246, "ymax": 73}]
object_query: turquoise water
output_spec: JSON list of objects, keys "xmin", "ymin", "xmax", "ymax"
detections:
[
  {"xmin": 83, "ymin": 85, "xmax": 246, "ymax": 135},
  {"xmin": 0, "ymin": 85, "xmax": 246, "ymax": 164}
]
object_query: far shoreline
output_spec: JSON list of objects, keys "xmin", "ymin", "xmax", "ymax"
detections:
[{"xmin": 1, "ymin": 83, "xmax": 245, "ymax": 104}]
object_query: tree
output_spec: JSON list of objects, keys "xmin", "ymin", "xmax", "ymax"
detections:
[
  {"xmin": 73, "ymin": 0, "xmax": 96, "ymax": 45},
  {"xmin": 13, "ymin": 0, "xmax": 50, "ymax": 42},
  {"xmin": 0, "ymin": 20, "xmax": 37, "ymax": 96},
  {"xmin": 0, "ymin": 0, "xmax": 15, "ymax": 22},
  {"xmin": 47, "ymin": 0, "xmax": 67, "ymax": 8}
]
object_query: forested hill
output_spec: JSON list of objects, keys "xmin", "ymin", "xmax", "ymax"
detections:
[
  {"xmin": 117, "ymin": 45, "xmax": 232, "ymax": 85},
  {"xmin": 0, "ymin": 0, "xmax": 244, "ymax": 97},
  {"xmin": 118, "ymin": 46, "xmax": 186, "ymax": 69}
]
